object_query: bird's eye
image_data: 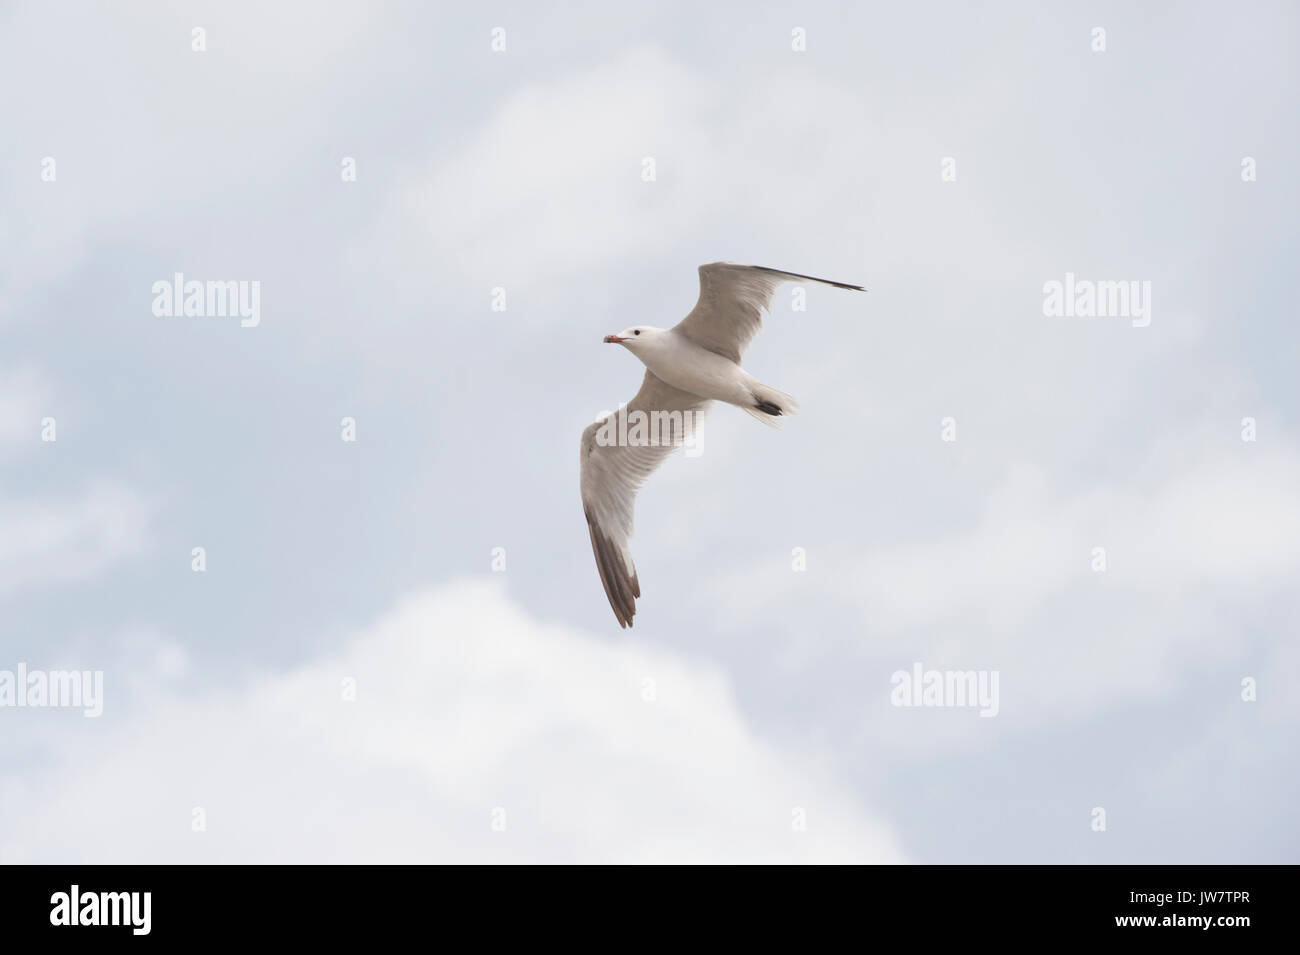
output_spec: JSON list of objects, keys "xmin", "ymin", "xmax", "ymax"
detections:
[{"xmin": 634, "ymin": 329, "xmax": 641, "ymax": 335}]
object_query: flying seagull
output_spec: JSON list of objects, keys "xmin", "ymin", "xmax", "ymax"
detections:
[{"xmin": 579, "ymin": 262, "xmax": 864, "ymax": 627}]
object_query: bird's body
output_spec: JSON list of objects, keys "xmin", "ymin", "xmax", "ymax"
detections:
[
  {"xmin": 581, "ymin": 262, "xmax": 864, "ymax": 627},
  {"xmin": 614, "ymin": 327, "xmax": 778, "ymax": 414}
]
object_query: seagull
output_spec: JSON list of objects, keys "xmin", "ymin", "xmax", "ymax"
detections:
[{"xmin": 579, "ymin": 262, "xmax": 864, "ymax": 627}]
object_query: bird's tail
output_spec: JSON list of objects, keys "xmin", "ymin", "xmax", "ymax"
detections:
[{"xmin": 742, "ymin": 380, "xmax": 799, "ymax": 427}]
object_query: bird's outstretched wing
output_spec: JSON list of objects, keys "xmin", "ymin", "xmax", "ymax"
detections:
[
  {"xmin": 580, "ymin": 371, "xmax": 709, "ymax": 627},
  {"xmin": 673, "ymin": 263, "xmax": 864, "ymax": 364}
]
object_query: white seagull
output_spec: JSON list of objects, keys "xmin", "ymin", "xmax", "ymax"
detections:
[{"xmin": 580, "ymin": 262, "xmax": 864, "ymax": 627}]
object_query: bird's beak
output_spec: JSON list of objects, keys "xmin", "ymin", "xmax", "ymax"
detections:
[{"xmin": 603, "ymin": 335, "xmax": 626, "ymax": 343}]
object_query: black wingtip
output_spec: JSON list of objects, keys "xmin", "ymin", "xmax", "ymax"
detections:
[
  {"xmin": 754, "ymin": 266, "xmax": 865, "ymax": 292},
  {"xmin": 823, "ymin": 281, "xmax": 866, "ymax": 291},
  {"xmin": 587, "ymin": 521, "xmax": 639, "ymax": 629}
]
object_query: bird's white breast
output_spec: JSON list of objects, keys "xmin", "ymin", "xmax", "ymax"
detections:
[{"xmin": 639, "ymin": 332, "xmax": 749, "ymax": 403}]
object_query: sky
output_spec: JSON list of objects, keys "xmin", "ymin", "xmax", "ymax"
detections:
[{"xmin": 0, "ymin": 0, "xmax": 1296, "ymax": 863}]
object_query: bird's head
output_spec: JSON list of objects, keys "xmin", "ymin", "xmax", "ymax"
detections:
[{"xmin": 603, "ymin": 325, "xmax": 663, "ymax": 349}]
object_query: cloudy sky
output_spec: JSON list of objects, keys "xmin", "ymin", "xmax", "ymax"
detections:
[{"xmin": 1, "ymin": 0, "xmax": 1296, "ymax": 863}]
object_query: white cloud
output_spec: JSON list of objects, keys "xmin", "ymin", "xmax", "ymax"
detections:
[
  {"xmin": 0, "ymin": 367, "xmax": 50, "ymax": 449},
  {"xmin": 0, "ymin": 479, "xmax": 152, "ymax": 595},
  {"xmin": 0, "ymin": 579, "xmax": 904, "ymax": 863},
  {"xmin": 1, "ymin": 369, "xmax": 153, "ymax": 593},
  {"xmin": 706, "ymin": 435, "xmax": 1300, "ymax": 740},
  {"xmin": 0, "ymin": 0, "xmax": 377, "ymax": 322},
  {"xmin": 355, "ymin": 46, "xmax": 869, "ymax": 295},
  {"xmin": 838, "ymin": 443, "xmax": 1300, "ymax": 633}
]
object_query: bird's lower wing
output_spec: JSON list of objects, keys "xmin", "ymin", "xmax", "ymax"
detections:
[{"xmin": 580, "ymin": 371, "xmax": 709, "ymax": 628}]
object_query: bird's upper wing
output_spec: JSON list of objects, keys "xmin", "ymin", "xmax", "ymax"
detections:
[
  {"xmin": 580, "ymin": 370, "xmax": 709, "ymax": 628},
  {"xmin": 672, "ymin": 262, "xmax": 865, "ymax": 364}
]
